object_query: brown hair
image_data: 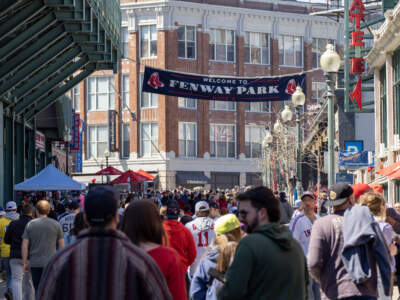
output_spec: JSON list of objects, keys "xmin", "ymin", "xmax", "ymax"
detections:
[
  {"xmin": 36, "ymin": 200, "xmax": 50, "ymax": 215},
  {"xmin": 360, "ymin": 192, "xmax": 385, "ymax": 218},
  {"xmin": 217, "ymin": 241, "xmax": 238, "ymax": 273},
  {"xmin": 121, "ymin": 200, "xmax": 167, "ymax": 246}
]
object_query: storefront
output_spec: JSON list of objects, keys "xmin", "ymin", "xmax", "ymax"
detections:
[
  {"xmin": 176, "ymin": 172, "xmax": 211, "ymax": 188},
  {"xmin": 211, "ymin": 172, "xmax": 240, "ymax": 190}
]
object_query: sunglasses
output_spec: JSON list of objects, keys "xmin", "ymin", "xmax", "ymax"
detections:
[{"xmin": 239, "ymin": 209, "xmax": 249, "ymax": 217}]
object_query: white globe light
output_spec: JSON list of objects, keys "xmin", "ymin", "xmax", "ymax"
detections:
[
  {"xmin": 320, "ymin": 44, "xmax": 341, "ymax": 73},
  {"xmin": 292, "ymin": 86, "xmax": 306, "ymax": 107},
  {"xmin": 263, "ymin": 131, "xmax": 273, "ymax": 148},
  {"xmin": 281, "ymin": 105, "xmax": 293, "ymax": 122},
  {"xmin": 104, "ymin": 150, "xmax": 110, "ymax": 158},
  {"xmin": 273, "ymin": 120, "xmax": 282, "ymax": 133}
]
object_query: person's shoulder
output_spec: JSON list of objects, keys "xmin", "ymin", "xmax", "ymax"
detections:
[{"xmin": 290, "ymin": 214, "xmax": 306, "ymax": 229}]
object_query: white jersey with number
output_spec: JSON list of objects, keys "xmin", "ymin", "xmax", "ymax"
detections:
[
  {"xmin": 185, "ymin": 216, "xmax": 216, "ymax": 276},
  {"xmin": 59, "ymin": 213, "xmax": 76, "ymax": 235},
  {"xmin": 289, "ymin": 213, "xmax": 318, "ymax": 256}
]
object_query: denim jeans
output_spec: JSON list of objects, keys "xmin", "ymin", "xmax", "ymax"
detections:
[
  {"xmin": 9, "ymin": 259, "xmax": 35, "ymax": 300},
  {"xmin": 340, "ymin": 297, "xmax": 377, "ymax": 300},
  {"xmin": 1, "ymin": 257, "xmax": 11, "ymax": 291},
  {"xmin": 308, "ymin": 277, "xmax": 321, "ymax": 300},
  {"xmin": 30, "ymin": 267, "xmax": 43, "ymax": 292}
]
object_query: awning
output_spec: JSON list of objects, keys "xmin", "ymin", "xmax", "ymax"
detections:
[
  {"xmin": 95, "ymin": 166, "xmax": 123, "ymax": 176},
  {"xmin": 388, "ymin": 167, "xmax": 400, "ymax": 179},
  {"xmin": 376, "ymin": 162, "xmax": 400, "ymax": 176},
  {"xmin": 176, "ymin": 172, "xmax": 211, "ymax": 185}
]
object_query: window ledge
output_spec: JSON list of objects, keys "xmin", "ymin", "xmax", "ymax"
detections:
[
  {"xmin": 140, "ymin": 56, "xmax": 157, "ymax": 59},
  {"xmin": 244, "ymin": 62, "xmax": 270, "ymax": 66},
  {"xmin": 177, "ymin": 57, "xmax": 197, "ymax": 61},
  {"xmin": 178, "ymin": 107, "xmax": 197, "ymax": 110},
  {"xmin": 245, "ymin": 111, "xmax": 272, "ymax": 114},
  {"xmin": 140, "ymin": 107, "xmax": 158, "ymax": 109},
  {"xmin": 209, "ymin": 59, "xmax": 235, "ymax": 63},
  {"xmin": 279, "ymin": 65, "xmax": 304, "ymax": 68}
]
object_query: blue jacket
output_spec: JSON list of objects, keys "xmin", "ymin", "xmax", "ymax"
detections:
[
  {"xmin": 190, "ymin": 246, "xmax": 219, "ymax": 300},
  {"xmin": 341, "ymin": 205, "xmax": 391, "ymax": 296}
]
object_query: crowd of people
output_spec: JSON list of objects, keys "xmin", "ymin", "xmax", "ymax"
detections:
[{"xmin": 0, "ymin": 181, "xmax": 398, "ymax": 299}]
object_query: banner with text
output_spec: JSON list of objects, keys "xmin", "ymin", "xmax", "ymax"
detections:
[{"xmin": 142, "ymin": 66, "xmax": 306, "ymax": 102}]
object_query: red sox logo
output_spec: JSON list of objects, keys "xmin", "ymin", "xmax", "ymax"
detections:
[
  {"xmin": 148, "ymin": 72, "xmax": 164, "ymax": 89},
  {"xmin": 285, "ymin": 79, "xmax": 297, "ymax": 95}
]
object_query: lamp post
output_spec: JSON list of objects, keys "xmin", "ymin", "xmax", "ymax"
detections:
[
  {"xmin": 104, "ymin": 150, "xmax": 110, "ymax": 183},
  {"xmin": 291, "ymin": 87, "xmax": 306, "ymax": 196},
  {"xmin": 262, "ymin": 130, "xmax": 273, "ymax": 187},
  {"xmin": 320, "ymin": 44, "xmax": 341, "ymax": 187},
  {"xmin": 64, "ymin": 129, "xmax": 72, "ymax": 176}
]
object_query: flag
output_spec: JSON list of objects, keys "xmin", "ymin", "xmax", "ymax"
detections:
[{"xmin": 350, "ymin": 76, "xmax": 362, "ymax": 111}]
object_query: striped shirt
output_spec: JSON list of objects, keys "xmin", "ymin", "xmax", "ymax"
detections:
[{"xmin": 37, "ymin": 228, "xmax": 172, "ymax": 300}]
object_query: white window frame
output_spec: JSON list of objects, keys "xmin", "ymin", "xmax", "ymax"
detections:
[
  {"xmin": 177, "ymin": 25, "xmax": 197, "ymax": 60},
  {"xmin": 140, "ymin": 74, "xmax": 158, "ymax": 108},
  {"xmin": 245, "ymin": 102, "xmax": 271, "ymax": 113},
  {"xmin": 71, "ymin": 84, "xmax": 80, "ymax": 112},
  {"xmin": 312, "ymin": 82, "xmax": 326, "ymax": 104},
  {"xmin": 140, "ymin": 122, "xmax": 159, "ymax": 157},
  {"xmin": 122, "ymin": 27, "xmax": 129, "ymax": 59},
  {"xmin": 87, "ymin": 125, "xmax": 108, "ymax": 159},
  {"xmin": 179, "ymin": 122, "xmax": 197, "ymax": 157},
  {"xmin": 122, "ymin": 123, "xmax": 130, "ymax": 159},
  {"xmin": 245, "ymin": 125, "xmax": 266, "ymax": 158},
  {"xmin": 209, "ymin": 123, "xmax": 236, "ymax": 158},
  {"xmin": 140, "ymin": 24, "xmax": 157, "ymax": 58},
  {"xmin": 209, "ymin": 100, "xmax": 236, "ymax": 111},
  {"xmin": 178, "ymin": 97, "xmax": 197, "ymax": 109},
  {"xmin": 244, "ymin": 32, "xmax": 270, "ymax": 65},
  {"xmin": 122, "ymin": 74, "xmax": 129, "ymax": 109},
  {"xmin": 209, "ymin": 28, "xmax": 235, "ymax": 63},
  {"xmin": 86, "ymin": 76, "xmax": 115, "ymax": 111},
  {"xmin": 279, "ymin": 35, "xmax": 303, "ymax": 67}
]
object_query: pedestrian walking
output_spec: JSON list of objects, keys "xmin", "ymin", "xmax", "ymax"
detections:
[
  {"xmin": 186, "ymin": 201, "xmax": 216, "ymax": 277},
  {"xmin": 59, "ymin": 200, "xmax": 80, "ymax": 245},
  {"xmin": 4, "ymin": 204, "xmax": 34, "ymax": 300},
  {"xmin": 218, "ymin": 186, "xmax": 308, "ymax": 300},
  {"xmin": 308, "ymin": 183, "xmax": 388, "ymax": 300},
  {"xmin": 209, "ymin": 201, "xmax": 221, "ymax": 221},
  {"xmin": 279, "ymin": 191, "xmax": 293, "ymax": 224},
  {"xmin": 21, "ymin": 200, "xmax": 64, "ymax": 292},
  {"xmin": 289, "ymin": 191, "xmax": 320, "ymax": 300},
  {"xmin": 36, "ymin": 186, "xmax": 171, "ymax": 300},
  {"xmin": 121, "ymin": 200, "xmax": 187, "ymax": 300},
  {"xmin": 162, "ymin": 200, "xmax": 196, "ymax": 274},
  {"xmin": 66, "ymin": 212, "xmax": 88, "ymax": 245}
]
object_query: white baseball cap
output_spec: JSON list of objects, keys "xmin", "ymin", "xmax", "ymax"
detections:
[
  {"xmin": 6, "ymin": 201, "xmax": 17, "ymax": 211},
  {"xmin": 195, "ymin": 201, "xmax": 210, "ymax": 213}
]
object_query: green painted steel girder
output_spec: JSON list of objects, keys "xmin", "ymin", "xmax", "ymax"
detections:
[
  {"xmin": 0, "ymin": 13, "xmax": 57, "ymax": 63},
  {"xmin": 25, "ymin": 69, "xmax": 93, "ymax": 120},
  {"xmin": 0, "ymin": 36, "xmax": 74, "ymax": 96},
  {"xmin": 0, "ymin": 0, "xmax": 45, "ymax": 43},
  {"xmin": 360, "ymin": 16, "xmax": 385, "ymax": 30},
  {"xmin": 0, "ymin": 0, "xmax": 24, "ymax": 14},
  {"xmin": 361, "ymin": 87, "xmax": 375, "ymax": 92},
  {"xmin": 11, "ymin": 47, "xmax": 82, "ymax": 101},
  {"xmin": 0, "ymin": 24, "xmax": 66, "ymax": 82},
  {"xmin": 15, "ymin": 56, "xmax": 89, "ymax": 115}
]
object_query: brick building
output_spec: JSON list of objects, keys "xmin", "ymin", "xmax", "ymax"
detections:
[{"xmin": 72, "ymin": 0, "xmax": 342, "ymax": 190}]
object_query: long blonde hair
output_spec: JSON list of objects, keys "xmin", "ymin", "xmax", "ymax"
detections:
[
  {"xmin": 217, "ymin": 241, "xmax": 238, "ymax": 273},
  {"xmin": 359, "ymin": 192, "xmax": 386, "ymax": 221}
]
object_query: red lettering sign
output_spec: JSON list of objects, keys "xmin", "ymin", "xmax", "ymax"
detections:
[
  {"xmin": 350, "ymin": 31, "xmax": 365, "ymax": 49},
  {"xmin": 350, "ymin": 57, "xmax": 365, "ymax": 74}
]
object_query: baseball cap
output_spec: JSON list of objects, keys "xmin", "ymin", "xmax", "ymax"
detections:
[
  {"xmin": 214, "ymin": 214, "xmax": 240, "ymax": 235},
  {"xmin": 69, "ymin": 200, "xmax": 80, "ymax": 211},
  {"xmin": 6, "ymin": 201, "xmax": 17, "ymax": 211},
  {"xmin": 85, "ymin": 186, "xmax": 118, "ymax": 224},
  {"xmin": 370, "ymin": 183, "xmax": 383, "ymax": 194},
  {"xmin": 301, "ymin": 191, "xmax": 315, "ymax": 201},
  {"xmin": 294, "ymin": 199, "xmax": 302, "ymax": 209},
  {"xmin": 325, "ymin": 183, "xmax": 353, "ymax": 207},
  {"xmin": 209, "ymin": 201, "xmax": 220, "ymax": 209},
  {"xmin": 166, "ymin": 200, "xmax": 180, "ymax": 219},
  {"xmin": 352, "ymin": 183, "xmax": 371, "ymax": 199},
  {"xmin": 195, "ymin": 201, "xmax": 210, "ymax": 213}
]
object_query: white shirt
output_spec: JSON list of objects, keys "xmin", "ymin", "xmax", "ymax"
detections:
[
  {"xmin": 59, "ymin": 213, "xmax": 76, "ymax": 234},
  {"xmin": 289, "ymin": 213, "xmax": 318, "ymax": 256},
  {"xmin": 185, "ymin": 216, "xmax": 216, "ymax": 276}
]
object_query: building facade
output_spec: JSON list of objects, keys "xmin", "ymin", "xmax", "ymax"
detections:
[{"xmin": 73, "ymin": 0, "xmax": 342, "ymax": 190}]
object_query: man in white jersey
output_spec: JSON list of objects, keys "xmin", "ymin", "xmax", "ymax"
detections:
[
  {"xmin": 289, "ymin": 191, "xmax": 320, "ymax": 300},
  {"xmin": 185, "ymin": 201, "xmax": 216, "ymax": 277},
  {"xmin": 59, "ymin": 201, "xmax": 80, "ymax": 245}
]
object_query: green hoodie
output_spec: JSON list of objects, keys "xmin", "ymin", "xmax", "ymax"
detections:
[{"xmin": 218, "ymin": 223, "xmax": 308, "ymax": 300}]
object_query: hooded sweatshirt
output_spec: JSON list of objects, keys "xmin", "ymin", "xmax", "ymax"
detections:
[
  {"xmin": 218, "ymin": 224, "xmax": 308, "ymax": 300},
  {"xmin": 163, "ymin": 219, "xmax": 196, "ymax": 273}
]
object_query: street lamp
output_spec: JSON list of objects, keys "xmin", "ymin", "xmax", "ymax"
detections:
[
  {"xmin": 262, "ymin": 130, "xmax": 273, "ymax": 188},
  {"xmin": 320, "ymin": 44, "xmax": 341, "ymax": 187},
  {"xmin": 273, "ymin": 119, "xmax": 282, "ymax": 134},
  {"xmin": 104, "ymin": 150, "xmax": 110, "ymax": 183},
  {"xmin": 281, "ymin": 105, "xmax": 293, "ymax": 123},
  {"xmin": 292, "ymin": 86, "xmax": 306, "ymax": 196},
  {"xmin": 64, "ymin": 129, "xmax": 72, "ymax": 176}
]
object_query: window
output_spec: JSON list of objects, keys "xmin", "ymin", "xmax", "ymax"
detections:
[
  {"xmin": 178, "ymin": 25, "xmax": 196, "ymax": 59},
  {"xmin": 380, "ymin": 67, "xmax": 387, "ymax": 146},
  {"xmin": 72, "ymin": 84, "xmax": 80, "ymax": 112},
  {"xmin": 122, "ymin": 27, "xmax": 129, "ymax": 58},
  {"xmin": 140, "ymin": 25, "xmax": 157, "ymax": 58},
  {"xmin": 178, "ymin": 97, "xmax": 197, "ymax": 109},
  {"xmin": 245, "ymin": 126, "xmax": 266, "ymax": 158},
  {"xmin": 87, "ymin": 76, "xmax": 115, "ymax": 111},
  {"xmin": 279, "ymin": 35, "xmax": 303, "ymax": 67},
  {"xmin": 179, "ymin": 122, "xmax": 197, "ymax": 157},
  {"xmin": 122, "ymin": 75, "xmax": 129, "ymax": 109},
  {"xmin": 312, "ymin": 38, "xmax": 332, "ymax": 68},
  {"xmin": 122, "ymin": 123, "xmax": 130, "ymax": 158},
  {"xmin": 140, "ymin": 123, "xmax": 158, "ymax": 157},
  {"xmin": 209, "ymin": 29, "xmax": 235, "ymax": 62},
  {"xmin": 245, "ymin": 32, "xmax": 269, "ymax": 65},
  {"xmin": 210, "ymin": 124, "xmax": 236, "ymax": 158},
  {"xmin": 394, "ymin": 50, "xmax": 400, "ymax": 135},
  {"xmin": 245, "ymin": 102, "xmax": 271, "ymax": 112},
  {"xmin": 209, "ymin": 101, "xmax": 235, "ymax": 111},
  {"xmin": 87, "ymin": 125, "xmax": 108, "ymax": 159},
  {"xmin": 312, "ymin": 82, "xmax": 326, "ymax": 104},
  {"xmin": 140, "ymin": 74, "xmax": 158, "ymax": 108}
]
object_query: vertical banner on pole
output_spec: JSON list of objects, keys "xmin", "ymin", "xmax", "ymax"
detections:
[
  {"xmin": 108, "ymin": 110, "xmax": 117, "ymax": 152},
  {"xmin": 76, "ymin": 119, "xmax": 85, "ymax": 173}
]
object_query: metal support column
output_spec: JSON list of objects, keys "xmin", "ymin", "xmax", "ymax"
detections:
[
  {"xmin": 0, "ymin": 103, "xmax": 3, "ymax": 204},
  {"xmin": 344, "ymin": 0, "xmax": 350, "ymax": 112},
  {"xmin": 327, "ymin": 74, "xmax": 336, "ymax": 187},
  {"xmin": 296, "ymin": 106, "xmax": 302, "ymax": 195}
]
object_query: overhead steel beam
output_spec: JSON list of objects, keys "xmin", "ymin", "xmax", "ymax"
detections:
[
  {"xmin": 0, "ymin": 36, "xmax": 74, "ymax": 96},
  {"xmin": 15, "ymin": 56, "xmax": 89, "ymax": 115},
  {"xmin": 0, "ymin": 13, "xmax": 57, "ymax": 63},
  {"xmin": 11, "ymin": 47, "xmax": 82, "ymax": 101},
  {"xmin": 0, "ymin": 0, "xmax": 25, "ymax": 16},
  {"xmin": 25, "ymin": 69, "xmax": 93, "ymax": 120},
  {"xmin": 0, "ymin": 24, "xmax": 66, "ymax": 82},
  {"xmin": 0, "ymin": 0, "xmax": 45, "ymax": 42}
]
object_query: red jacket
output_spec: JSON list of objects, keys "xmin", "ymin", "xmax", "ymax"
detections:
[{"xmin": 163, "ymin": 220, "xmax": 196, "ymax": 272}]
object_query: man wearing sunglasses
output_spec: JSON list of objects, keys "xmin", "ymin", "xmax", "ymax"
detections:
[{"xmin": 218, "ymin": 186, "xmax": 308, "ymax": 300}]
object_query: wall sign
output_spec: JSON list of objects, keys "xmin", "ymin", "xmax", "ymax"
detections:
[{"xmin": 108, "ymin": 110, "xmax": 117, "ymax": 152}]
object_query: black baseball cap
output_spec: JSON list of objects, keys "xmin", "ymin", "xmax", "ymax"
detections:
[
  {"xmin": 85, "ymin": 186, "xmax": 118, "ymax": 224},
  {"xmin": 166, "ymin": 200, "xmax": 180, "ymax": 220},
  {"xmin": 209, "ymin": 201, "xmax": 220, "ymax": 209},
  {"xmin": 325, "ymin": 183, "xmax": 354, "ymax": 207}
]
